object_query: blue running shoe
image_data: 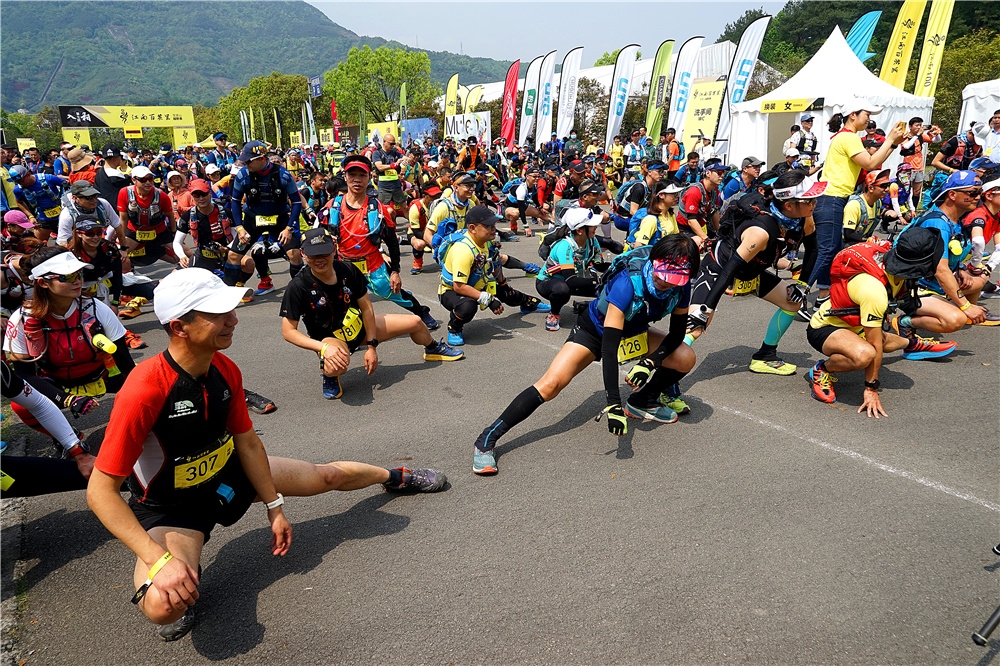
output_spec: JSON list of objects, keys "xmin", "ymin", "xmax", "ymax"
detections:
[
  {"xmin": 322, "ymin": 374, "xmax": 343, "ymax": 400},
  {"xmin": 623, "ymin": 399, "xmax": 678, "ymax": 424},
  {"xmin": 423, "ymin": 339, "xmax": 464, "ymax": 361},
  {"xmin": 473, "ymin": 448, "xmax": 498, "ymax": 475},
  {"xmin": 523, "ymin": 263, "xmax": 541, "ymax": 275},
  {"xmin": 419, "ymin": 310, "xmax": 440, "ymax": 331},
  {"xmin": 520, "ymin": 297, "xmax": 551, "ymax": 314},
  {"xmin": 254, "ymin": 275, "xmax": 275, "ymax": 296},
  {"xmin": 447, "ymin": 330, "xmax": 465, "ymax": 346}
]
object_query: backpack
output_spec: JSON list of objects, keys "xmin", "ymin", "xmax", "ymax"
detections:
[
  {"xmin": 828, "ymin": 240, "xmax": 893, "ymax": 327},
  {"xmin": 625, "ymin": 208, "xmax": 650, "ymax": 245},
  {"xmin": 501, "ymin": 178, "xmax": 524, "ymax": 196},
  {"xmin": 675, "ymin": 140, "xmax": 686, "ymax": 162},
  {"xmin": 538, "ymin": 224, "xmax": 571, "ymax": 260},
  {"xmin": 327, "ymin": 194, "xmax": 384, "ymax": 253},
  {"xmin": 246, "ymin": 166, "xmax": 285, "ymax": 207},
  {"xmin": 716, "ymin": 190, "xmax": 768, "ymax": 250},
  {"xmin": 614, "ymin": 178, "xmax": 646, "ymax": 215}
]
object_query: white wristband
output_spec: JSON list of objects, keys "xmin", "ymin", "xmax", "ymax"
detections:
[{"xmin": 265, "ymin": 493, "xmax": 284, "ymax": 510}]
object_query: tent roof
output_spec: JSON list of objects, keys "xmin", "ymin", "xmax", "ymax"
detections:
[
  {"xmin": 962, "ymin": 79, "xmax": 1000, "ymax": 100},
  {"xmin": 734, "ymin": 26, "xmax": 931, "ymax": 111}
]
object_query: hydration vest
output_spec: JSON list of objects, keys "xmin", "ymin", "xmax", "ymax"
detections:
[
  {"xmin": 596, "ymin": 246, "xmax": 681, "ymax": 321},
  {"xmin": 186, "ymin": 203, "xmax": 232, "ymax": 248},
  {"xmin": 627, "ymin": 209, "xmax": 675, "ymax": 247},
  {"xmin": 327, "ymin": 194, "xmax": 384, "ymax": 259},
  {"xmin": 18, "ymin": 176, "xmax": 62, "ymax": 213},
  {"xmin": 828, "ymin": 240, "xmax": 894, "ymax": 328},
  {"xmin": 679, "ymin": 181, "xmax": 720, "ymax": 227},
  {"xmin": 126, "ymin": 187, "xmax": 166, "ymax": 232},
  {"xmin": 246, "ymin": 166, "xmax": 286, "ymax": 208},
  {"xmin": 614, "ymin": 178, "xmax": 647, "ymax": 216},
  {"xmin": 439, "ymin": 232, "xmax": 495, "ymax": 288},
  {"xmin": 846, "ymin": 193, "xmax": 880, "ymax": 240},
  {"xmin": 22, "ymin": 298, "xmax": 109, "ymax": 385}
]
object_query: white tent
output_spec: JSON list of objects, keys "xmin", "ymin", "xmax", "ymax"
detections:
[
  {"xmin": 959, "ymin": 79, "xmax": 1000, "ymax": 135},
  {"xmin": 728, "ymin": 27, "xmax": 934, "ymax": 170}
]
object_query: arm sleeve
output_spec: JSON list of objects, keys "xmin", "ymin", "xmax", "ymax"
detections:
[
  {"xmin": 799, "ymin": 232, "xmax": 818, "ymax": 287},
  {"xmin": 285, "ymin": 177, "xmax": 302, "ymax": 230},
  {"xmin": 172, "ymin": 230, "xmax": 188, "ymax": 259},
  {"xmin": 648, "ymin": 312, "xmax": 689, "ymax": 365},
  {"xmin": 600, "ymin": 326, "xmax": 624, "ymax": 405},
  {"xmin": 704, "ymin": 252, "xmax": 749, "ymax": 311},
  {"xmin": 109, "ymin": 249, "xmax": 123, "ymax": 302}
]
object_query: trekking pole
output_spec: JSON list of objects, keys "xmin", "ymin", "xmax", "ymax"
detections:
[{"xmin": 971, "ymin": 543, "xmax": 1000, "ymax": 646}]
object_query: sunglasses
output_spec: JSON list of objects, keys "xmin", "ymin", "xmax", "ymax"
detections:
[
  {"xmin": 44, "ymin": 271, "xmax": 83, "ymax": 283},
  {"xmin": 191, "ymin": 190, "xmax": 211, "ymax": 197},
  {"xmin": 77, "ymin": 194, "xmax": 98, "ymax": 201},
  {"xmin": 957, "ymin": 188, "xmax": 983, "ymax": 197},
  {"xmin": 79, "ymin": 228, "xmax": 106, "ymax": 237},
  {"xmin": 136, "ymin": 176, "xmax": 154, "ymax": 183}
]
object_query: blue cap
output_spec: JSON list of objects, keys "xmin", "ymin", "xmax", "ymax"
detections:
[
  {"xmin": 239, "ymin": 140, "xmax": 268, "ymax": 162},
  {"xmin": 969, "ymin": 156, "xmax": 998, "ymax": 171},
  {"xmin": 936, "ymin": 170, "xmax": 982, "ymax": 201},
  {"xmin": 213, "ymin": 132, "xmax": 228, "ymax": 141},
  {"xmin": 646, "ymin": 160, "xmax": 666, "ymax": 171}
]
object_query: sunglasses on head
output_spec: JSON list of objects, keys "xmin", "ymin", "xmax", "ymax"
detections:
[{"xmin": 44, "ymin": 271, "xmax": 82, "ymax": 283}]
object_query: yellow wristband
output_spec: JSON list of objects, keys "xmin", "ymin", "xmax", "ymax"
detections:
[
  {"xmin": 318, "ymin": 343, "xmax": 328, "ymax": 359},
  {"xmin": 960, "ymin": 300, "xmax": 972, "ymax": 311},
  {"xmin": 147, "ymin": 552, "xmax": 173, "ymax": 582}
]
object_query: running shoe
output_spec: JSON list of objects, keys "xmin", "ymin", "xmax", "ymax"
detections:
[
  {"xmin": 244, "ymin": 389, "xmax": 277, "ymax": 414},
  {"xmin": 447, "ymin": 330, "xmax": 464, "ymax": 346},
  {"xmin": 385, "ymin": 467, "xmax": 447, "ymax": 492},
  {"xmin": 159, "ymin": 607, "xmax": 196, "ymax": 642},
  {"xmin": 902, "ymin": 335, "xmax": 956, "ymax": 360},
  {"xmin": 235, "ymin": 283, "xmax": 253, "ymax": 303},
  {"xmin": 980, "ymin": 289, "xmax": 1000, "ymax": 300},
  {"xmin": 423, "ymin": 340, "xmax": 464, "ymax": 362},
  {"xmin": 410, "ymin": 256, "xmax": 424, "ymax": 275},
  {"xmin": 523, "ymin": 263, "xmax": 541, "ymax": 276},
  {"xmin": 659, "ymin": 384, "xmax": 690, "ymax": 415},
  {"xmin": 473, "ymin": 448, "xmax": 498, "ymax": 475},
  {"xmin": 520, "ymin": 297, "xmax": 551, "ymax": 314},
  {"xmin": 748, "ymin": 358, "xmax": 797, "ymax": 375},
  {"xmin": 254, "ymin": 276, "xmax": 274, "ymax": 296},
  {"xmin": 419, "ymin": 310, "xmax": 440, "ymax": 331},
  {"xmin": 322, "ymin": 375, "xmax": 343, "ymax": 400},
  {"xmin": 807, "ymin": 361, "xmax": 837, "ymax": 404},
  {"xmin": 886, "ymin": 313, "xmax": 915, "ymax": 340},
  {"xmin": 123, "ymin": 331, "xmax": 147, "ymax": 349},
  {"xmin": 497, "ymin": 230, "xmax": 518, "ymax": 242},
  {"xmin": 796, "ymin": 301, "xmax": 819, "ymax": 323},
  {"xmin": 545, "ymin": 314, "xmax": 561, "ymax": 332},
  {"xmin": 623, "ymin": 398, "xmax": 678, "ymax": 424},
  {"xmin": 968, "ymin": 308, "xmax": 1000, "ymax": 326},
  {"xmin": 118, "ymin": 300, "xmax": 143, "ymax": 319}
]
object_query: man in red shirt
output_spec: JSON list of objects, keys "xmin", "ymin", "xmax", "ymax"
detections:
[
  {"xmin": 117, "ymin": 165, "xmax": 179, "ymax": 266},
  {"xmin": 87, "ymin": 268, "xmax": 447, "ymax": 641},
  {"xmin": 676, "ymin": 159, "xmax": 726, "ymax": 248}
]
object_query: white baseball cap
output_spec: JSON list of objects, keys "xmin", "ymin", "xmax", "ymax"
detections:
[
  {"xmin": 205, "ymin": 164, "xmax": 221, "ymax": 175},
  {"xmin": 772, "ymin": 175, "xmax": 828, "ymax": 200},
  {"xmin": 846, "ymin": 97, "xmax": 883, "ymax": 116},
  {"xmin": 562, "ymin": 207, "xmax": 601, "ymax": 231},
  {"xmin": 29, "ymin": 252, "xmax": 93, "ymax": 280},
  {"xmin": 131, "ymin": 165, "xmax": 153, "ymax": 180},
  {"xmin": 784, "ymin": 147, "xmax": 800, "ymax": 157},
  {"xmin": 154, "ymin": 268, "xmax": 251, "ymax": 324}
]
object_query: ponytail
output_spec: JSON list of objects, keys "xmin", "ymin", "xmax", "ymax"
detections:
[{"xmin": 828, "ymin": 113, "xmax": 844, "ymax": 133}]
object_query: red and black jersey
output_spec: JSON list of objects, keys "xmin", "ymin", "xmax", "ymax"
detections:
[{"xmin": 96, "ymin": 350, "xmax": 253, "ymax": 509}]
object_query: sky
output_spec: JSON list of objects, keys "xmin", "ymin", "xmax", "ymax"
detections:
[{"xmin": 308, "ymin": 1, "xmax": 787, "ymax": 65}]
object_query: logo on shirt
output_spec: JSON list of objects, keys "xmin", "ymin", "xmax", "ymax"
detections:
[
  {"xmin": 867, "ymin": 313, "xmax": 882, "ymax": 323},
  {"xmin": 222, "ymin": 389, "xmax": 231, "ymax": 401},
  {"xmin": 168, "ymin": 400, "xmax": 197, "ymax": 418}
]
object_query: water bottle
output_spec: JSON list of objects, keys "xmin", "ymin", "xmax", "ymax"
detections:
[{"xmin": 91, "ymin": 333, "xmax": 117, "ymax": 354}]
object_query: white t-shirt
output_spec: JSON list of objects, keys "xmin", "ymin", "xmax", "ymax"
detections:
[
  {"xmin": 4, "ymin": 298, "xmax": 126, "ymax": 355},
  {"xmin": 513, "ymin": 183, "xmax": 530, "ymax": 203},
  {"xmin": 56, "ymin": 199, "xmax": 121, "ymax": 245},
  {"xmin": 699, "ymin": 144, "xmax": 717, "ymax": 162}
]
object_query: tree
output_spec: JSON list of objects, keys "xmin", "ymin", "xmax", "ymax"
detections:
[
  {"xmin": 717, "ymin": 7, "xmax": 769, "ymax": 44},
  {"xmin": 323, "ymin": 45, "xmax": 441, "ymax": 128},
  {"xmin": 592, "ymin": 49, "xmax": 641, "ymax": 67},
  {"xmin": 218, "ymin": 72, "xmax": 311, "ymax": 147},
  {"xmin": 573, "ymin": 77, "xmax": 609, "ymax": 142},
  {"xmin": 931, "ymin": 29, "xmax": 1000, "ymax": 135}
]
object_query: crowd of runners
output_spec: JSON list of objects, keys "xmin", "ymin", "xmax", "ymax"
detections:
[{"xmin": 1, "ymin": 102, "xmax": 999, "ymax": 641}]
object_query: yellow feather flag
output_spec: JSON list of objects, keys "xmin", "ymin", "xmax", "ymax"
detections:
[
  {"xmin": 465, "ymin": 86, "xmax": 484, "ymax": 113},
  {"xmin": 879, "ymin": 0, "xmax": 926, "ymax": 89},
  {"xmin": 912, "ymin": 0, "xmax": 954, "ymax": 97},
  {"xmin": 445, "ymin": 74, "xmax": 460, "ymax": 117}
]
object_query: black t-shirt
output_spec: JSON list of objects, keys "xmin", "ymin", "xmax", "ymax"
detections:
[
  {"xmin": 94, "ymin": 167, "xmax": 131, "ymax": 207},
  {"xmin": 279, "ymin": 263, "xmax": 368, "ymax": 340},
  {"xmin": 626, "ymin": 181, "xmax": 648, "ymax": 208}
]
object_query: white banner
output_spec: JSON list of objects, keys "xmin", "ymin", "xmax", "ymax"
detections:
[
  {"xmin": 556, "ymin": 47, "xmax": 585, "ymax": 140},
  {"xmin": 715, "ymin": 15, "xmax": 771, "ymax": 156},
  {"xmin": 535, "ymin": 51, "xmax": 558, "ymax": 149},
  {"xmin": 305, "ymin": 99, "xmax": 319, "ymax": 146},
  {"xmin": 445, "ymin": 112, "xmax": 492, "ymax": 147},
  {"xmin": 518, "ymin": 55, "xmax": 543, "ymax": 147},
  {"xmin": 604, "ymin": 44, "xmax": 641, "ymax": 150},
  {"xmin": 665, "ymin": 36, "xmax": 704, "ymax": 139}
]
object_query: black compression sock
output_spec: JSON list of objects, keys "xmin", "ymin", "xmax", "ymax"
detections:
[
  {"xmin": 383, "ymin": 468, "xmax": 404, "ymax": 487},
  {"xmin": 240, "ymin": 270, "xmax": 254, "ymax": 284},
  {"xmin": 752, "ymin": 343, "xmax": 778, "ymax": 361},
  {"xmin": 631, "ymin": 368, "xmax": 685, "ymax": 407},
  {"xmin": 289, "ymin": 263, "xmax": 304, "ymax": 278},
  {"xmin": 474, "ymin": 386, "xmax": 545, "ymax": 451},
  {"xmin": 412, "ymin": 247, "xmax": 424, "ymax": 258},
  {"xmin": 503, "ymin": 256, "xmax": 526, "ymax": 270}
]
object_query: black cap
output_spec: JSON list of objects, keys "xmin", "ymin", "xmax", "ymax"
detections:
[
  {"xmin": 301, "ymin": 228, "xmax": 337, "ymax": 256},
  {"xmin": 884, "ymin": 227, "xmax": 945, "ymax": 279},
  {"xmin": 101, "ymin": 143, "xmax": 122, "ymax": 159},
  {"xmin": 465, "ymin": 205, "xmax": 499, "ymax": 227},
  {"xmin": 568, "ymin": 160, "xmax": 586, "ymax": 173},
  {"xmin": 578, "ymin": 179, "xmax": 604, "ymax": 195},
  {"xmin": 466, "ymin": 136, "xmax": 478, "ymax": 146}
]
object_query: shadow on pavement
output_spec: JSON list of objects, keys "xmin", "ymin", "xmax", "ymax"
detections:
[
  {"xmin": 495, "ymin": 390, "xmax": 605, "ymax": 462},
  {"xmin": 338, "ymin": 361, "xmax": 436, "ymax": 407},
  {"xmin": 190, "ymin": 492, "xmax": 409, "ymax": 660}
]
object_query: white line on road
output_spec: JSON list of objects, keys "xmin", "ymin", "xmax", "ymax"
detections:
[{"xmin": 720, "ymin": 405, "xmax": 1000, "ymax": 513}]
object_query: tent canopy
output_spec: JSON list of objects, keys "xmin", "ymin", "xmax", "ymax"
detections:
[
  {"xmin": 959, "ymin": 79, "xmax": 1000, "ymax": 135},
  {"xmin": 728, "ymin": 27, "xmax": 934, "ymax": 169}
]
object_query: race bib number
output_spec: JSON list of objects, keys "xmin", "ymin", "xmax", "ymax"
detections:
[
  {"xmin": 135, "ymin": 229, "xmax": 157, "ymax": 242},
  {"xmin": 201, "ymin": 248, "xmax": 224, "ymax": 259},
  {"xmin": 617, "ymin": 332, "xmax": 648, "ymax": 364},
  {"xmin": 174, "ymin": 435, "xmax": 234, "ymax": 489},
  {"xmin": 349, "ymin": 258, "xmax": 368, "ymax": 274},
  {"xmin": 732, "ymin": 275, "xmax": 760, "ymax": 296},
  {"xmin": 256, "ymin": 214, "xmax": 279, "ymax": 227},
  {"xmin": 333, "ymin": 307, "xmax": 363, "ymax": 342},
  {"xmin": 380, "ymin": 169, "xmax": 399, "ymax": 180},
  {"xmin": 67, "ymin": 378, "xmax": 106, "ymax": 397},
  {"xmin": 43, "ymin": 205, "xmax": 62, "ymax": 219},
  {"xmin": 128, "ymin": 247, "xmax": 146, "ymax": 257}
]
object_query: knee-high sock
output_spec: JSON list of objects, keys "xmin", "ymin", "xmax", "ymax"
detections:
[
  {"xmin": 504, "ymin": 255, "xmax": 526, "ymax": 270},
  {"xmin": 473, "ymin": 386, "xmax": 545, "ymax": 451},
  {"xmin": 222, "ymin": 263, "xmax": 242, "ymax": 286},
  {"xmin": 289, "ymin": 262, "xmax": 304, "ymax": 278}
]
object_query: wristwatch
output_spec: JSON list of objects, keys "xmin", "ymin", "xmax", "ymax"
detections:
[
  {"xmin": 864, "ymin": 379, "xmax": 881, "ymax": 391},
  {"xmin": 366, "ymin": 339, "xmax": 379, "ymax": 348},
  {"xmin": 66, "ymin": 440, "xmax": 91, "ymax": 458}
]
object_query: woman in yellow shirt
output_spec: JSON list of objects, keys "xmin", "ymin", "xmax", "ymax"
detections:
[
  {"xmin": 806, "ymin": 99, "xmax": 904, "ymax": 306},
  {"xmin": 630, "ymin": 181, "xmax": 682, "ymax": 248}
]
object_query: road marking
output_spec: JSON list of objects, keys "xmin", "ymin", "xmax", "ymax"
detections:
[{"xmin": 719, "ymin": 405, "xmax": 1000, "ymax": 513}]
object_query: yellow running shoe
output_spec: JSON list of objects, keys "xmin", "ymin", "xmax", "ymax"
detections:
[{"xmin": 749, "ymin": 358, "xmax": 797, "ymax": 375}]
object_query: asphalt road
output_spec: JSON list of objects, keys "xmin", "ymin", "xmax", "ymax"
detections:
[{"xmin": 4, "ymin": 231, "xmax": 1000, "ymax": 665}]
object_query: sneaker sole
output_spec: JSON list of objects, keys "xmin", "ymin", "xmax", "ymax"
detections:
[
  {"xmin": 748, "ymin": 362, "xmax": 797, "ymax": 376},
  {"xmin": 902, "ymin": 347, "xmax": 956, "ymax": 361},
  {"xmin": 473, "ymin": 465, "xmax": 498, "ymax": 475},
  {"xmin": 423, "ymin": 353, "xmax": 464, "ymax": 362},
  {"xmin": 969, "ymin": 318, "xmax": 1000, "ymax": 326},
  {"xmin": 254, "ymin": 288, "xmax": 275, "ymax": 296},
  {"xmin": 623, "ymin": 403, "xmax": 678, "ymax": 424}
]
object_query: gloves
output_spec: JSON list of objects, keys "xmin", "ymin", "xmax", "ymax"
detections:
[
  {"xmin": 786, "ymin": 280, "xmax": 809, "ymax": 304},
  {"xmin": 605, "ymin": 404, "xmax": 628, "ymax": 436},
  {"xmin": 477, "ymin": 290, "xmax": 493, "ymax": 308},
  {"xmin": 688, "ymin": 304, "xmax": 713, "ymax": 331},
  {"xmin": 65, "ymin": 395, "xmax": 99, "ymax": 418},
  {"xmin": 488, "ymin": 298, "xmax": 503, "ymax": 314},
  {"xmin": 626, "ymin": 359, "xmax": 655, "ymax": 389}
]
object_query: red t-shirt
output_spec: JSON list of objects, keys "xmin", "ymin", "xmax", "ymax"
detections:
[
  {"xmin": 335, "ymin": 197, "xmax": 385, "ymax": 272},
  {"xmin": 117, "ymin": 186, "xmax": 175, "ymax": 231}
]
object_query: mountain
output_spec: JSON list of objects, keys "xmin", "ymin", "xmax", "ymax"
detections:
[{"xmin": 0, "ymin": 1, "xmax": 513, "ymax": 111}]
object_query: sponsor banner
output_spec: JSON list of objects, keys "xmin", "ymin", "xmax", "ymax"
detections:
[
  {"xmin": 666, "ymin": 37, "xmax": 705, "ymax": 139},
  {"xmin": 556, "ymin": 47, "xmax": 585, "ymax": 140},
  {"xmin": 61, "ymin": 129, "xmax": 91, "ymax": 147},
  {"xmin": 604, "ymin": 44, "xmax": 641, "ymax": 150},
  {"xmin": 173, "ymin": 126, "xmax": 197, "ymax": 148},
  {"xmin": 913, "ymin": 0, "xmax": 954, "ymax": 97},
  {"xmin": 399, "ymin": 118, "xmax": 437, "ymax": 147},
  {"xmin": 759, "ymin": 97, "xmax": 824, "ymax": 113},
  {"xmin": 518, "ymin": 55, "xmax": 543, "ymax": 147},
  {"xmin": 16, "ymin": 138, "xmax": 36, "ymax": 152},
  {"xmin": 59, "ymin": 105, "xmax": 194, "ymax": 128},
  {"xmin": 535, "ymin": 51, "xmax": 557, "ymax": 149},
  {"xmin": 368, "ymin": 122, "xmax": 398, "ymax": 145},
  {"xmin": 879, "ymin": 0, "xmax": 927, "ymax": 89},
  {"xmin": 445, "ymin": 112, "xmax": 491, "ymax": 146},
  {"xmin": 682, "ymin": 77, "xmax": 727, "ymax": 150},
  {"xmin": 644, "ymin": 40, "xmax": 675, "ymax": 140}
]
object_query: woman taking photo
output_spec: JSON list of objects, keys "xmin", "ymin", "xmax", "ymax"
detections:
[
  {"xmin": 3, "ymin": 246, "xmax": 135, "ymax": 436},
  {"xmin": 805, "ymin": 99, "xmax": 904, "ymax": 314}
]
